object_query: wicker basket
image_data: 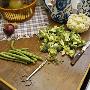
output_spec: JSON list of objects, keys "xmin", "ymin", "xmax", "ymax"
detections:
[{"xmin": 0, "ymin": 0, "xmax": 36, "ymax": 22}]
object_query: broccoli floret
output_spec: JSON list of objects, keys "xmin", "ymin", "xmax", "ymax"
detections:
[
  {"xmin": 40, "ymin": 43, "xmax": 49, "ymax": 52},
  {"xmin": 48, "ymin": 35, "xmax": 55, "ymax": 42},
  {"xmin": 39, "ymin": 25, "xmax": 86, "ymax": 59},
  {"xmin": 68, "ymin": 50, "xmax": 75, "ymax": 57},
  {"xmin": 48, "ymin": 48, "xmax": 57, "ymax": 57},
  {"xmin": 39, "ymin": 31, "xmax": 45, "ymax": 39}
]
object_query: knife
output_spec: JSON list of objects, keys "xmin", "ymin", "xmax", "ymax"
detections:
[{"xmin": 71, "ymin": 41, "xmax": 90, "ymax": 66}]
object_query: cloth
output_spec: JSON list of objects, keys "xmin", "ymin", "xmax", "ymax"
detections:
[{"xmin": 0, "ymin": 6, "xmax": 49, "ymax": 41}]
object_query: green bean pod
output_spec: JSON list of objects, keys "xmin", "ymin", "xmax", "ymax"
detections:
[
  {"xmin": 30, "ymin": 57, "xmax": 37, "ymax": 62},
  {"xmin": 0, "ymin": 52, "xmax": 16, "ymax": 59},
  {"xmin": 11, "ymin": 40, "xmax": 15, "ymax": 50},
  {"xmin": 15, "ymin": 49, "xmax": 38, "ymax": 61},
  {"xmin": 0, "ymin": 56, "xmax": 28, "ymax": 64},
  {"xmin": 3, "ymin": 52, "xmax": 35, "ymax": 63},
  {"xmin": 19, "ymin": 50, "xmax": 42, "ymax": 60},
  {"xmin": 10, "ymin": 49, "xmax": 38, "ymax": 62},
  {"xmin": 9, "ymin": 49, "xmax": 30, "ymax": 59},
  {"xmin": 20, "ymin": 48, "xmax": 29, "ymax": 51}
]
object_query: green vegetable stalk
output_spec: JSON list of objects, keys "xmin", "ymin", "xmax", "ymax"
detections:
[
  {"xmin": 0, "ymin": 40, "xmax": 42, "ymax": 64},
  {"xmin": 38, "ymin": 25, "xmax": 86, "ymax": 60},
  {"xmin": 18, "ymin": 50, "xmax": 42, "ymax": 61},
  {"xmin": 0, "ymin": 56, "xmax": 28, "ymax": 64}
]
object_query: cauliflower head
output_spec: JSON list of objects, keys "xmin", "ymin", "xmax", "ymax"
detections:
[{"xmin": 67, "ymin": 13, "xmax": 90, "ymax": 33}]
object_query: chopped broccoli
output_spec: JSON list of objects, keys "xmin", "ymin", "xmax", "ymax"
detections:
[
  {"xmin": 40, "ymin": 42, "xmax": 50, "ymax": 52},
  {"xmin": 48, "ymin": 48, "xmax": 57, "ymax": 57},
  {"xmin": 38, "ymin": 26, "xmax": 86, "ymax": 58}
]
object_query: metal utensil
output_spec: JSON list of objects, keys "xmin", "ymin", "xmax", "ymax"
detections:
[
  {"xmin": 71, "ymin": 41, "xmax": 90, "ymax": 66},
  {"xmin": 26, "ymin": 60, "xmax": 47, "ymax": 81}
]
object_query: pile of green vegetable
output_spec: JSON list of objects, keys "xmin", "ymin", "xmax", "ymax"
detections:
[
  {"xmin": 39, "ymin": 25, "xmax": 85, "ymax": 59},
  {"xmin": 0, "ymin": 48, "xmax": 42, "ymax": 64}
]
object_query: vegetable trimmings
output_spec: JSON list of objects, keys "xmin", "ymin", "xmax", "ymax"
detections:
[
  {"xmin": 67, "ymin": 13, "xmax": 90, "ymax": 33},
  {"xmin": 39, "ymin": 26, "xmax": 85, "ymax": 58}
]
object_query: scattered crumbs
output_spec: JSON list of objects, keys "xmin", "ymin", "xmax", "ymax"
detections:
[
  {"xmin": 21, "ymin": 75, "xmax": 27, "ymax": 82},
  {"xmin": 20, "ymin": 74, "xmax": 32, "ymax": 86},
  {"xmin": 25, "ymin": 80, "xmax": 32, "ymax": 86},
  {"xmin": 47, "ymin": 57, "xmax": 64, "ymax": 65}
]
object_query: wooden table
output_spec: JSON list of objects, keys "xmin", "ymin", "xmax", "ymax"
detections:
[
  {"xmin": 0, "ymin": 26, "xmax": 90, "ymax": 90},
  {"xmin": 0, "ymin": 2, "xmax": 90, "ymax": 89}
]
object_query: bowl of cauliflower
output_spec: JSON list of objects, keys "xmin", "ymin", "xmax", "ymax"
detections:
[{"xmin": 67, "ymin": 13, "xmax": 90, "ymax": 33}]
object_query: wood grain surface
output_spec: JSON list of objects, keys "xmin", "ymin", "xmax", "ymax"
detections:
[
  {"xmin": 0, "ymin": 29, "xmax": 90, "ymax": 90},
  {"xmin": 0, "ymin": 0, "xmax": 90, "ymax": 89}
]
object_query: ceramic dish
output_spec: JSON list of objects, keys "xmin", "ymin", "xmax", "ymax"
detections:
[
  {"xmin": 77, "ymin": 0, "xmax": 90, "ymax": 17},
  {"xmin": 44, "ymin": 0, "xmax": 90, "ymax": 23},
  {"xmin": 44, "ymin": 0, "xmax": 72, "ymax": 23},
  {"xmin": 44, "ymin": 0, "xmax": 55, "ymax": 13}
]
